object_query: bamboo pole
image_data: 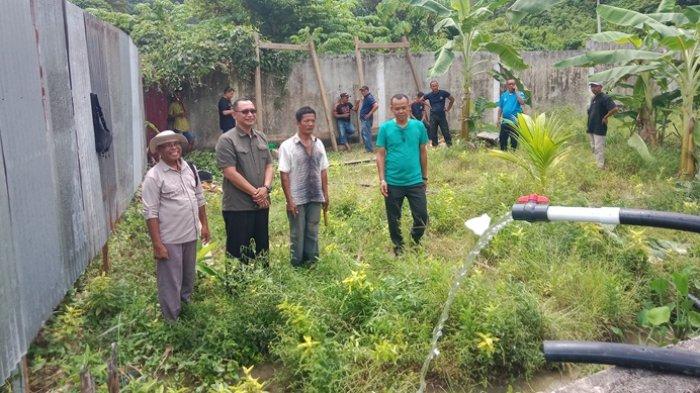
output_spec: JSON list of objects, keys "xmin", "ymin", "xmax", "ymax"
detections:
[
  {"xmin": 308, "ymin": 40, "xmax": 338, "ymax": 151},
  {"xmin": 402, "ymin": 36, "xmax": 422, "ymax": 93},
  {"xmin": 253, "ymin": 33, "xmax": 264, "ymax": 130}
]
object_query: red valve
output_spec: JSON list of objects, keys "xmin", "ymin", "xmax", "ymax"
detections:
[{"xmin": 516, "ymin": 194, "xmax": 550, "ymax": 204}]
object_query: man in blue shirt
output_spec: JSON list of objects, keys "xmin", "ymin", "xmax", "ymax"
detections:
[
  {"xmin": 356, "ymin": 85, "xmax": 379, "ymax": 152},
  {"xmin": 424, "ymin": 80, "xmax": 454, "ymax": 147},
  {"xmin": 376, "ymin": 94, "xmax": 429, "ymax": 255},
  {"xmin": 497, "ymin": 79, "xmax": 527, "ymax": 151}
]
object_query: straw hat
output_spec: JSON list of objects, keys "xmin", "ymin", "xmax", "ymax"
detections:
[{"xmin": 149, "ymin": 130, "xmax": 188, "ymax": 154}]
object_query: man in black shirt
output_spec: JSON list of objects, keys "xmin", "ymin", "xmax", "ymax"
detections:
[
  {"xmin": 587, "ymin": 82, "xmax": 618, "ymax": 169},
  {"xmin": 424, "ymin": 80, "xmax": 455, "ymax": 147},
  {"xmin": 218, "ymin": 87, "xmax": 236, "ymax": 133},
  {"xmin": 411, "ymin": 92, "xmax": 430, "ymax": 130}
]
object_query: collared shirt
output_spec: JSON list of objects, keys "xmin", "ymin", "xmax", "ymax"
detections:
[
  {"xmin": 587, "ymin": 92, "xmax": 616, "ymax": 136},
  {"xmin": 376, "ymin": 118, "xmax": 428, "ymax": 186},
  {"xmin": 499, "ymin": 90, "xmax": 526, "ymax": 122},
  {"xmin": 216, "ymin": 126, "xmax": 273, "ymax": 211},
  {"xmin": 360, "ymin": 93, "xmax": 377, "ymax": 120},
  {"xmin": 278, "ymin": 133, "xmax": 329, "ymax": 206},
  {"xmin": 424, "ymin": 89, "xmax": 451, "ymax": 113},
  {"xmin": 142, "ymin": 159, "xmax": 205, "ymax": 244}
]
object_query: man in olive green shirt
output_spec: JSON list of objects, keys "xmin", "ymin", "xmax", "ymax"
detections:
[{"xmin": 215, "ymin": 99, "xmax": 274, "ymax": 265}]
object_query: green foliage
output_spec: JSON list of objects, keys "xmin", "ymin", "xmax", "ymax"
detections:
[
  {"xmin": 489, "ymin": 113, "xmax": 573, "ymax": 193},
  {"xmin": 28, "ymin": 110, "xmax": 699, "ymax": 391}
]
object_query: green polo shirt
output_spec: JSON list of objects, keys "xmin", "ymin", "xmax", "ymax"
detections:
[{"xmin": 376, "ymin": 118, "xmax": 428, "ymax": 186}]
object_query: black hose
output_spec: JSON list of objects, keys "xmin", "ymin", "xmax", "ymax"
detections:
[
  {"xmin": 689, "ymin": 294, "xmax": 700, "ymax": 311},
  {"xmin": 511, "ymin": 203, "xmax": 548, "ymax": 222},
  {"xmin": 619, "ymin": 209, "xmax": 700, "ymax": 234},
  {"xmin": 543, "ymin": 340, "xmax": 700, "ymax": 376}
]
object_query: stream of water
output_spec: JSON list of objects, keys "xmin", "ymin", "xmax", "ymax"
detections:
[{"xmin": 417, "ymin": 212, "xmax": 514, "ymax": 393}]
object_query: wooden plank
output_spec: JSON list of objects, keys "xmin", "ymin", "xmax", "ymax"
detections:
[
  {"xmin": 258, "ymin": 42, "xmax": 308, "ymax": 51},
  {"xmin": 357, "ymin": 41, "xmax": 409, "ymax": 49},
  {"xmin": 253, "ymin": 33, "xmax": 264, "ymax": 130},
  {"xmin": 308, "ymin": 40, "xmax": 338, "ymax": 152},
  {"xmin": 353, "ymin": 36, "xmax": 365, "ymax": 145},
  {"xmin": 403, "ymin": 36, "xmax": 422, "ymax": 93}
]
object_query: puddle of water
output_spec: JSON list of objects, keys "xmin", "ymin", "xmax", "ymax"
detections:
[{"xmin": 418, "ymin": 213, "xmax": 514, "ymax": 393}]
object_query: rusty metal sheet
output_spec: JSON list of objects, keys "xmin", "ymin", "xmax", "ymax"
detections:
[
  {"xmin": 130, "ymin": 41, "xmax": 146, "ymax": 188},
  {"xmin": 66, "ymin": 2, "xmax": 108, "ymax": 257},
  {"xmin": 0, "ymin": 0, "xmax": 64, "ymax": 381},
  {"xmin": 34, "ymin": 0, "xmax": 89, "ymax": 284},
  {"xmin": 85, "ymin": 13, "xmax": 118, "ymax": 226},
  {"xmin": 111, "ymin": 33, "xmax": 134, "ymax": 215}
]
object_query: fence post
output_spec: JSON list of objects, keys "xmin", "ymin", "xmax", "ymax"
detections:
[
  {"xmin": 107, "ymin": 342, "xmax": 119, "ymax": 393},
  {"xmin": 80, "ymin": 366, "xmax": 96, "ymax": 393}
]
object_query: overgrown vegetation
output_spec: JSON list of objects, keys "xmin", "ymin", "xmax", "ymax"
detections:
[
  {"xmin": 73, "ymin": 0, "xmax": 686, "ymax": 91},
  {"xmin": 25, "ymin": 111, "xmax": 699, "ymax": 392}
]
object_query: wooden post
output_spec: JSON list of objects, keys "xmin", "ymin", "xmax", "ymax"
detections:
[
  {"xmin": 10, "ymin": 355, "xmax": 30, "ymax": 393},
  {"xmin": 253, "ymin": 33, "xmax": 264, "ymax": 131},
  {"xmin": 80, "ymin": 366, "xmax": 96, "ymax": 393},
  {"xmin": 101, "ymin": 243, "xmax": 110, "ymax": 273},
  {"xmin": 353, "ymin": 36, "xmax": 365, "ymax": 145},
  {"xmin": 107, "ymin": 342, "xmax": 119, "ymax": 393},
  {"xmin": 402, "ymin": 36, "xmax": 422, "ymax": 93},
  {"xmin": 308, "ymin": 40, "xmax": 338, "ymax": 152}
]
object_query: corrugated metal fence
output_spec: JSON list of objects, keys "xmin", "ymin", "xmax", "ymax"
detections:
[{"xmin": 0, "ymin": 0, "xmax": 145, "ymax": 381}]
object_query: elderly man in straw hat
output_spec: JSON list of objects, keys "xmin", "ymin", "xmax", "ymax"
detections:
[{"xmin": 142, "ymin": 130, "xmax": 210, "ymax": 322}]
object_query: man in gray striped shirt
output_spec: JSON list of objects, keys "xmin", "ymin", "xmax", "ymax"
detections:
[{"xmin": 279, "ymin": 106, "xmax": 330, "ymax": 267}]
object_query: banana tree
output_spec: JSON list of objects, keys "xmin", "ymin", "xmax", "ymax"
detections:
[
  {"xmin": 595, "ymin": 4, "xmax": 700, "ymax": 178},
  {"xmin": 410, "ymin": 0, "xmax": 528, "ymax": 140}
]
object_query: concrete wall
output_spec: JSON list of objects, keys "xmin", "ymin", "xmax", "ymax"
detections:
[{"xmin": 181, "ymin": 50, "xmax": 597, "ymax": 149}]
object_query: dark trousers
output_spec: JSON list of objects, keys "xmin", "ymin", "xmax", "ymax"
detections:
[
  {"xmin": 429, "ymin": 112, "xmax": 452, "ymax": 146},
  {"xmin": 223, "ymin": 209, "xmax": 269, "ymax": 264},
  {"xmin": 384, "ymin": 184, "xmax": 428, "ymax": 250},
  {"xmin": 499, "ymin": 122, "xmax": 518, "ymax": 151}
]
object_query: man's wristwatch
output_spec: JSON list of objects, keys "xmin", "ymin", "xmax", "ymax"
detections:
[
  {"xmin": 422, "ymin": 177, "xmax": 428, "ymax": 181},
  {"xmin": 264, "ymin": 184, "xmax": 272, "ymax": 193}
]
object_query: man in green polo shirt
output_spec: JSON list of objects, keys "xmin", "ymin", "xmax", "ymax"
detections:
[{"xmin": 376, "ymin": 93, "xmax": 429, "ymax": 255}]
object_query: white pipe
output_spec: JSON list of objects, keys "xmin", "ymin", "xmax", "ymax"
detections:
[{"xmin": 547, "ymin": 207, "xmax": 621, "ymax": 225}]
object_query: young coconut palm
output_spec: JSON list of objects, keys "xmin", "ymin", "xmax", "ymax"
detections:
[{"xmin": 489, "ymin": 113, "xmax": 573, "ymax": 193}]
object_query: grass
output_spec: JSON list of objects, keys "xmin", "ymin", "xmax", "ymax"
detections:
[{"xmin": 17, "ymin": 111, "xmax": 700, "ymax": 392}]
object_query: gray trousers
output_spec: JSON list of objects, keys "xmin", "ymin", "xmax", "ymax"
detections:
[
  {"xmin": 157, "ymin": 240, "xmax": 197, "ymax": 321},
  {"xmin": 587, "ymin": 133, "xmax": 606, "ymax": 168},
  {"xmin": 287, "ymin": 202, "xmax": 322, "ymax": 267}
]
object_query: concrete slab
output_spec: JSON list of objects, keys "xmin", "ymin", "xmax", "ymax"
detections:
[{"xmin": 551, "ymin": 337, "xmax": 700, "ymax": 393}]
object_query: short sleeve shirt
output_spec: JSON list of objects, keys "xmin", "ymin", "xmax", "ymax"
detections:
[
  {"xmin": 215, "ymin": 127, "xmax": 273, "ymax": 211},
  {"xmin": 411, "ymin": 101, "xmax": 425, "ymax": 119},
  {"xmin": 218, "ymin": 97, "xmax": 236, "ymax": 131},
  {"xmin": 335, "ymin": 102, "xmax": 353, "ymax": 123},
  {"xmin": 278, "ymin": 134, "xmax": 330, "ymax": 206},
  {"xmin": 424, "ymin": 90, "xmax": 451, "ymax": 113},
  {"xmin": 376, "ymin": 118, "xmax": 429, "ymax": 186},
  {"xmin": 141, "ymin": 159, "xmax": 205, "ymax": 244},
  {"xmin": 499, "ymin": 91, "xmax": 526, "ymax": 122},
  {"xmin": 587, "ymin": 93, "xmax": 616, "ymax": 136},
  {"xmin": 168, "ymin": 101, "xmax": 190, "ymax": 132},
  {"xmin": 360, "ymin": 93, "xmax": 377, "ymax": 120}
]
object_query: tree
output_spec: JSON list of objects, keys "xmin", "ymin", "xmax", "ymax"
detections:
[
  {"xmin": 410, "ymin": 0, "xmax": 527, "ymax": 140},
  {"xmin": 514, "ymin": 0, "xmax": 700, "ymax": 178}
]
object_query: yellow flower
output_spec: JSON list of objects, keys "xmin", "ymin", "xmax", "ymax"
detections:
[
  {"xmin": 296, "ymin": 335, "xmax": 320, "ymax": 359},
  {"xmin": 476, "ymin": 332, "xmax": 500, "ymax": 355}
]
